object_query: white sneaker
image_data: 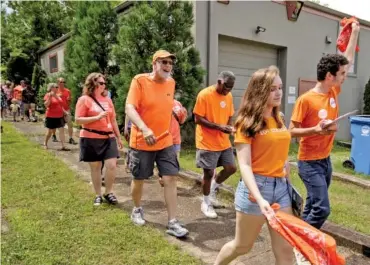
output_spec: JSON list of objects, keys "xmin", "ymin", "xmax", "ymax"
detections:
[
  {"xmin": 131, "ymin": 207, "xmax": 145, "ymax": 226},
  {"xmin": 166, "ymin": 219, "xmax": 189, "ymax": 238},
  {"xmin": 209, "ymin": 190, "xmax": 222, "ymax": 208},
  {"xmin": 201, "ymin": 202, "xmax": 217, "ymax": 218}
]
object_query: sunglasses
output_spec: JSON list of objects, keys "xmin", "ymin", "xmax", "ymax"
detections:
[
  {"xmin": 223, "ymin": 83, "xmax": 233, "ymax": 89},
  {"xmin": 59, "ymin": 81, "xmax": 65, "ymax": 83},
  {"xmin": 159, "ymin": 60, "xmax": 174, "ymax": 66},
  {"xmin": 98, "ymin": 82, "xmax": 106, "ymax": 86}
]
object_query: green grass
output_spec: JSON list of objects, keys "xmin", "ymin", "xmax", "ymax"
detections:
[
  {"xmin": 179, "ymin": 146, "xmax": 370, "ymax": 235},
  {"xmin": 1, "ymin": 122, "xmax": 201, "ymax": 265},
  {"xmin": 289, "ymin": 141, "xmax": 370, "ymax": 180}
]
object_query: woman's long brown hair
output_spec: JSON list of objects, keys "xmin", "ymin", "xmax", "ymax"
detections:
[
  {"xmin": 83, "ymin": 72, "xmax": 104, "ymax": 96},
  {"xmin": 234, "ymin": 65, "xmax": 283, "ymax": 138}
]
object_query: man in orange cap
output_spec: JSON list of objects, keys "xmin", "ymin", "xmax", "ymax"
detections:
[{"xmin": 125, "ymin": 50, "xmax": 189, "ymax": 238}]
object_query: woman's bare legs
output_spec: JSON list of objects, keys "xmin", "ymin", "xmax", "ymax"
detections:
[{"xmin": 214, "ymin": 211, "xmax": 265, "ymax": 265}]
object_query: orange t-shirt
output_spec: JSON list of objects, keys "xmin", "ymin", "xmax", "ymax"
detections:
[
  {"xmin": 75, "ymin": 95, "xmax": 116, "ymax": 139},
  {"xmin": 234, "ymin": 117, "xmax": 291, "ymax": 177},
  {"xmin": 170, "ymin": 100, "xmax": 187, "ymax": 145},
  {"xmin": 126, "ymin": 74, "xmax": 174, "ymax": 151},
  {"xmin": 291, "ymin": 86, "xmax": 340, "ymax": 161},
  {"xmin": 13, "ymin": 85, "xmax": 23, "ymax": 101},
  {"xmin": 57, "ymin": 88, "xmax": 71, "ymax": 110},
  {"xmin": 193, "ymin": 86, "xmax": 234, "ymax": 151}
]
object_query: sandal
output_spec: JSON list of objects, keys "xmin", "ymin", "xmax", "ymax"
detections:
[{"xmin": 103, "ymin": 193, "xmax": 118, "ymax": 205}]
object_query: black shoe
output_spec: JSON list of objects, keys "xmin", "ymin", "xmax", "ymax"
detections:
[
  {"xmin": 93, "ymin": 196, "xmax": 103, "ymax": 206},
  {"xmin": 103, "ymin": 193, "xmax": 118, "ymax": 205},
  {"xmin": 52, "ymin": 135, "xmax": 58, "ymax": 142},
  {"xmin": 69, "ymin": 138, "xmax": 77, "ymax": 145}
]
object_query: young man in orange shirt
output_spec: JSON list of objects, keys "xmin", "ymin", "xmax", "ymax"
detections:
[
  {"xmin": 289, "ymin": 22, "xmax": 360, "ymax": 229},
  {"xmin": 193, "ymin": 71, "xmax": 237, "ymax": 218},
  {"xmin": 125, "ymin": 50, "xmax": 189, "ymax": 238}
]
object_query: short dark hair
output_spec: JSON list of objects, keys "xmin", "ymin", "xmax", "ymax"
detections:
[{"xmin": 317, "ymin": 54, "xmax": 349, "ymax": 81}]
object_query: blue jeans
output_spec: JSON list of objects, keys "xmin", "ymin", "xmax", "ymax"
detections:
[{"xmin": 298, "ymin": 157, "xmax": 332, "ymax": 229}]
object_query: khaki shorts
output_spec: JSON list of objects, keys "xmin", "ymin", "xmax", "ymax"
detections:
[
  {"xmin": 64, "ymin": 112, "xmax": 73, "ymax": 125},
  {"xmin": 23, "ymin": 103, "xmax": 36, "ymax": 111}
]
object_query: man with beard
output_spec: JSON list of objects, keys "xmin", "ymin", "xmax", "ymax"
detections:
[{"xmin": 125, "ymin": 50, "xmax": 188, "ymax": 238}]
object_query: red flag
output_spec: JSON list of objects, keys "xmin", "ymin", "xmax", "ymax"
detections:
[{"xmin": 337, "ymin": 17, "xmax": 360, "ymax": 53}]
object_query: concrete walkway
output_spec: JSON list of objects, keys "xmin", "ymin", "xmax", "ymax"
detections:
[{"xmin": 11, "ymin": 121, "xmax": 370, "ymax": 265}]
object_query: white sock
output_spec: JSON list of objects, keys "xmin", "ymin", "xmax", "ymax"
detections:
[
  {"xmin": 133, "ymin": 206, "xmax": 141, "ymax": 211},
  {"xmin": 211, "ymin": 178, "xmax": 220, "ymax": 192},
  {"xmin": 203, "ymin": 195, "xmax": 210, "ymax": 205}
]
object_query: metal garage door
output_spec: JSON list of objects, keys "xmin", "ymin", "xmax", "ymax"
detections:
[{"xmin": 218, "ymin": 35, "xmax": 278, "ymax": 111}]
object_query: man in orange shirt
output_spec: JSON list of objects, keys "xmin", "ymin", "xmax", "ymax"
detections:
[
  {"xmin": 193, "ymin": 71, "xmax": 237, "ymax": 218},
  {"xmin": 125, "ymin": 50, "xmax": 188, "ymax": 238},
  {"xmin": 52, "ymin": 78, "xmax": 77, "ymax": 145},
  {"xmin": 289, "ymin": 22, "xmax": 360, "ymax": 229},
  {"xmin": 13, "ymin": 80, "xmax": 26, "ymax": 119}
]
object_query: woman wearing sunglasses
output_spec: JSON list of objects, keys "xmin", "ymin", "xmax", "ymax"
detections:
[
  {"xmin": 75, "ymin": 73, "xmax": 123, "ymax": 206},
  {"xmin": 43, "ymin": 83, "xmax": 69, "ymax": 151}
]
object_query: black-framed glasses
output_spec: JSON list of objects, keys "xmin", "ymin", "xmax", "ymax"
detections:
[{"xmin": 98, "ymin": 82, "xmax": 106, "ymax": 86}]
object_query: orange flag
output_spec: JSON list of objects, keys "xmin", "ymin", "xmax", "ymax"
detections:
[{"xmin": 267, "ymin": 204, "xmax": 345, "ymax": 265}]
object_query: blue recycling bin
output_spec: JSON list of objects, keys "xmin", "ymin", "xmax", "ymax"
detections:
[{"xmin": 349, "ymin": 116, "xmax": 370, "ymax": 175}]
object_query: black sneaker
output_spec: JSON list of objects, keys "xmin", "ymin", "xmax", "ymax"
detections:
[
  {"xmin": 93, "ymin": 195, "xmax": 103, "ymax": 206},
  {"xmin": 103, "ymin": 193, "xmax": 118, "ymax": 205},
  {"xmin": 69, "ymin": 138, "xmax": 77, "ymax": 145},
  {"xmin": 52, "ymin": 135, "xmax": 58, "ymax": 142}
]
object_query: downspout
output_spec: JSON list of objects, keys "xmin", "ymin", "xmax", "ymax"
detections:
[{"xmin": 206, "ymin": 0, "xmax": 211, "ymax": 86}]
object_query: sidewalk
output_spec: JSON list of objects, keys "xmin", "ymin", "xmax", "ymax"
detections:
[{"xmin": 11, "ymin": 121, "xmax": 370, "ymax": 265}]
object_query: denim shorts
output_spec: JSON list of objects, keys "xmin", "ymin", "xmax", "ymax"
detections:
[{"xmin": 235, "ymin": 175, "xmax": 291, "ymax": 215}]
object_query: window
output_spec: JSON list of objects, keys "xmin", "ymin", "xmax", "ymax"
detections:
[
  {"xmin": 337, "ymin": 23, "xmax": 359, "ymax": 75},
  {"xmin": 49, "ymin": 53, "xmax": 58, "ymax": 73}
]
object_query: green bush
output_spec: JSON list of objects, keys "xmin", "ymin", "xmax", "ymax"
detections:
[{"xmin": 31, "ymin": 63, "xmax": 47, "ymax": 91}]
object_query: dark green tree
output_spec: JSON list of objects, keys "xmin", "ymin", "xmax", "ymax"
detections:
[
  {"xmin": 64, "ymin": 1, "xmax": 118, "ymax": 113},
  {"xmin": 112, "ymin": 1, "xmax": 205, "ymax": 123},
  {"xmin": 1, "ymin": 1, "xmax": 74, "ymax": 82},
  {"xmin": 364, "ymin": 78, "xmax": 370, "ymax": 115},
  {"xmin": 31, "ymin": 63, "xmax": 47, "ymax": 91}
]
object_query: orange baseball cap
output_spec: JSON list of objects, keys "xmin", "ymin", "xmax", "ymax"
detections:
[{"xmin": 152, "ymin": 50, "xmax": 176, "ymax": 62}]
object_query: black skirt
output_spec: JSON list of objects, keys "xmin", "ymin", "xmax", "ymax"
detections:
[
  {"xmin": 45, "ymin": 117, "xmax": 65, "ymax": 129},
  {"xmin": 79, "ymin": 137, "xmax": 119, "ymax": 162}
]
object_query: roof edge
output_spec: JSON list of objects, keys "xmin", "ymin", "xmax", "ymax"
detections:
[
  {"xmin": 38, "ymin": 1, "xmax": 135, "ymax": 55},
  {"xmin": 303, "ymin": 1, "xmax": 370, "ymax": 27},
  {"xmin": 37, "ymin": 32, "xmax": 71, "ymax": 54}
]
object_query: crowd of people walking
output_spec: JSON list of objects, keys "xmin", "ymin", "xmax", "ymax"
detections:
[{"xmin": 1, "ymin": 19, "xmax": 360, "ymax": 265}]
